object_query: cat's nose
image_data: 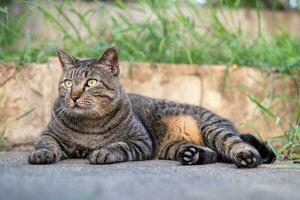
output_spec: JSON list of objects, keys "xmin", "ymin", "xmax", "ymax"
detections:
[
  {"xmin": 70, "ymin": 95, "xmax": 80, "ymax": 102},
  {"xmin": 70, "ymin": 86, "xmax": 83, "ymax": 102}
]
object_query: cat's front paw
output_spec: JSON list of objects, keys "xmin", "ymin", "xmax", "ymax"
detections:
[
  {"xmin": 231, "ymin": 144, "xmax": 262, "ymax": 168},
  {"xmin": 89, "ymin": 148, "xmax": 123, "ymax": 164},
  {"xmin": 28, "ymin": 149, "xmax": 56, "ymax": 164}
]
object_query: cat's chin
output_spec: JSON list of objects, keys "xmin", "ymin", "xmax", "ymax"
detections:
[
  {"xmin": 68, "ymin": 106, "xmax": 101, "ymax": 118},
  {"xmin": 68, "ymin": 106, "xmax": 89, "ymax": 116}
]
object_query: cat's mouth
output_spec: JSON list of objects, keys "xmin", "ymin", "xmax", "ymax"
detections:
[
  {"xmin": 73, "ymin": 104, "xmax": 89, "ymax": 110},
  {"xmin": 66, "ymin": 102, "xmax": 86, "ymax": 112},
  {"xmin": 69, "ymin": 105, "xmax": 89, "ymax": 116},
  {"xmin": 73, "ymin": 104, "xmax": 82, "ymax": 108},
  {"xmin": 65, "ymin": 99, "xmax": 97, "ymax": 116},
  {"xmin": 68, "ymin": 100, "xmax": 88, "ymax": 109},
  {"xmin": 72, "ymin": 103, "xmax": 93, "ymax": 112}
]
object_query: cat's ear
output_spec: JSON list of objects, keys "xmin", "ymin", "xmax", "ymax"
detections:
[
  {"xmin": 95, "ymin": 47, "xmax": 119, "ymax": 76},
  {"xmin": 57, "ymin": 48, "xmax": 77, "ymax": 70}
]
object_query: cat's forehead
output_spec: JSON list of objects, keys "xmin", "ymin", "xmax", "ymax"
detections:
[
  {"xmin": 63, "ymin": 59, "xmax": 92, "ymax": 78},
  {"xmin": 62, "ymin": 59, "xmax": 109, "ymax": 79},
  {"xmin": 74, "ymin": 59, "xmax": 95, "ymax": 67}
]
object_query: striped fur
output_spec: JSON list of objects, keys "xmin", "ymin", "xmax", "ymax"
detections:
[
  {"xmin": 130, "ymin": 94, "xmax": 263, "ymax": 168},
  {"xmin": 28, "ymin": 48, "xmax": 274, "ymax": 168}
]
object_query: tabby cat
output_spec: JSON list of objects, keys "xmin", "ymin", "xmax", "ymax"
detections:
[{"xmin": 28, "ymin": 47, "xmax": 275, "ymax": 168}]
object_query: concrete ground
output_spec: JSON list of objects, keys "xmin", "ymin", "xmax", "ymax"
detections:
[{"xmin": 0, "ymin": 152, "xmax": 299, "ymax": 200}]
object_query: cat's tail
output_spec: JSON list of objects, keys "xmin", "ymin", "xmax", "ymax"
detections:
[{"xmin": 241, "ymin": 133, "xmax": 276, "ymax": 164}]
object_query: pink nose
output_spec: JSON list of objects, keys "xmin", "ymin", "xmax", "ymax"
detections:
[{"xmin": 70, "ymin": 86, "xmax": 83, "ymax": 102}]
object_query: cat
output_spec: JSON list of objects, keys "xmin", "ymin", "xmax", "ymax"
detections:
[{"xmin": 28, "ymin": 47, "xmax": 275, "ymax": 168}]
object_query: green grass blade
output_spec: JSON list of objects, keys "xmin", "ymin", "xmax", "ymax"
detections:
[
  {"xmin": 15, "ymin": 108, "xmax": 35, "ymax": 121},
  {"xmin": 36, "ymin": 3, "xmax": 73, "ymax": 41},
  {"xmin": 69, "ymin": 6, "xmax": 95, "ymax": 37},
  {"xmin": 52, "ymin": 2, "xmax": 82, "ymax": 41},
  {"xmin": 239, "ymin": 121, "xmax": 264, "ymax": 141},
  {"xmin": 241, "ymin": 91, "xmax": 278, "ymax": 119},
  {"xmin": 278, "ymin": 141, "xmax": 293, "ymax": 155}
]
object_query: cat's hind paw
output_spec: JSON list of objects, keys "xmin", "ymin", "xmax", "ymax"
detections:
[
  {"xmin": 177, "ymin": 146, "xmax": 202, "ymax": 165},
  {"xmin": 177, "ymin": 146, "xmax": 217, "ymax": 165},
  {"xmin": 231, "ymin": 145, "xmax": 262, "ymax": 168}
]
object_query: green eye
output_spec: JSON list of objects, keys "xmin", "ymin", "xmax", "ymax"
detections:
[
  {"xmin": 87, "ymin": 79, "xmax": 97, "ymax": 87},
  {"xmin": 63, "ymin": 80, "xmax": 73, "ymax": 88}
]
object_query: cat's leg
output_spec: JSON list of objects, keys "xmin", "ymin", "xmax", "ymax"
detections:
[
  {"xmin": 89, "ymin": 139, "xmax": 152, "ymax": 164},
  {"xmin": 28, "ymin": 134, "xmax": 64, "ymax": 164},
  {"xmin": 130, "ymin": 96, "xmax": 263, "ymax": 168},
  {"xmin": 241, "ymin": 133, "xmax": 276, "ymax": 164},
  {"xmin": 199, "ymin": 112, "xmax": 262, "ymax": 168},
  {"xmin": 158, "ymin": 141, "xmax": 218, "ymax": 165}
]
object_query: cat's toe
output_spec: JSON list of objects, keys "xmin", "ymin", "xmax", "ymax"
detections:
[
  {"xmin": 28, "ymin": 149, "xmax": 56, "ymax": 164},
  {"xmin": 89, "ymin": 149, "xmax": 116, "ymax": 164},
  {"xmin": 89, "ymin": 149, "xmax": 104, "ymax": 164},
  {"xmin": 177, "ymin": 146, "xmax": 204, "ymax": 165},
  {"xmin": 234, "ymin": 150, "xmax": 262, "ymax": 168}
]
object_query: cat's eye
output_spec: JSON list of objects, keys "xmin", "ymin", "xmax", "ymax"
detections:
[
  {"xmin": 86, "ymin": 79, "xmax": 97, "ymax": 87},
  {"xmin": 63, "ymin": 80, "xmax": 73, "ymax": 88}
]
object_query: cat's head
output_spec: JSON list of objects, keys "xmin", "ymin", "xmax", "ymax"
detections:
[{"xmin": 56, "ymin": 47, "xmax": 121, "ymax": 118}]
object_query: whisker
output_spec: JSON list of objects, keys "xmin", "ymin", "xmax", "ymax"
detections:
[
  {"xmin": 55, "ymin": 106, "xmax": 69, "ymax": 121},
  {"xmin": 91, "ymin": 107, "xmax": 110, "ymax": 122}
]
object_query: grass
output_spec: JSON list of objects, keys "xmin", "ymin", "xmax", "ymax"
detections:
[
  {"xmin": 274, "ymin": 108, "xmax": 300, "ymax": 160},
  {"xmin": 0, "ymin": 0, "xmax": 299, "ymax": 72},
  {"xmin": 0, "ymin": 2, "xmax": 55, "ymax": 64},
  {"xmin": 239, "ymin": 90, "xmax": 300, "ymax": 159},
  {"xmin": 0, "ymin": 0, "xmax": 299, "ymax": 157}
]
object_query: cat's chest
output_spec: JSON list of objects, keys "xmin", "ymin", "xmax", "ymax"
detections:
[
  {"xmin": 57, "ymin": 129, "xmax": 120, "ymax": 154},
  {"xmin": 69, "ymin": 132, "xmax": 107, "ymax": 148}
]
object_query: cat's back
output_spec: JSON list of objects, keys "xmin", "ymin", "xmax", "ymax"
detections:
[{"xmin": 128, "ymin": 93, "xmax": 156, "ymax": 119}]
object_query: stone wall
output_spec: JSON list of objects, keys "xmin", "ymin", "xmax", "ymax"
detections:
[{"xmin": 0, "ymin": 59, "xmax": 297, "ymax": 150}]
